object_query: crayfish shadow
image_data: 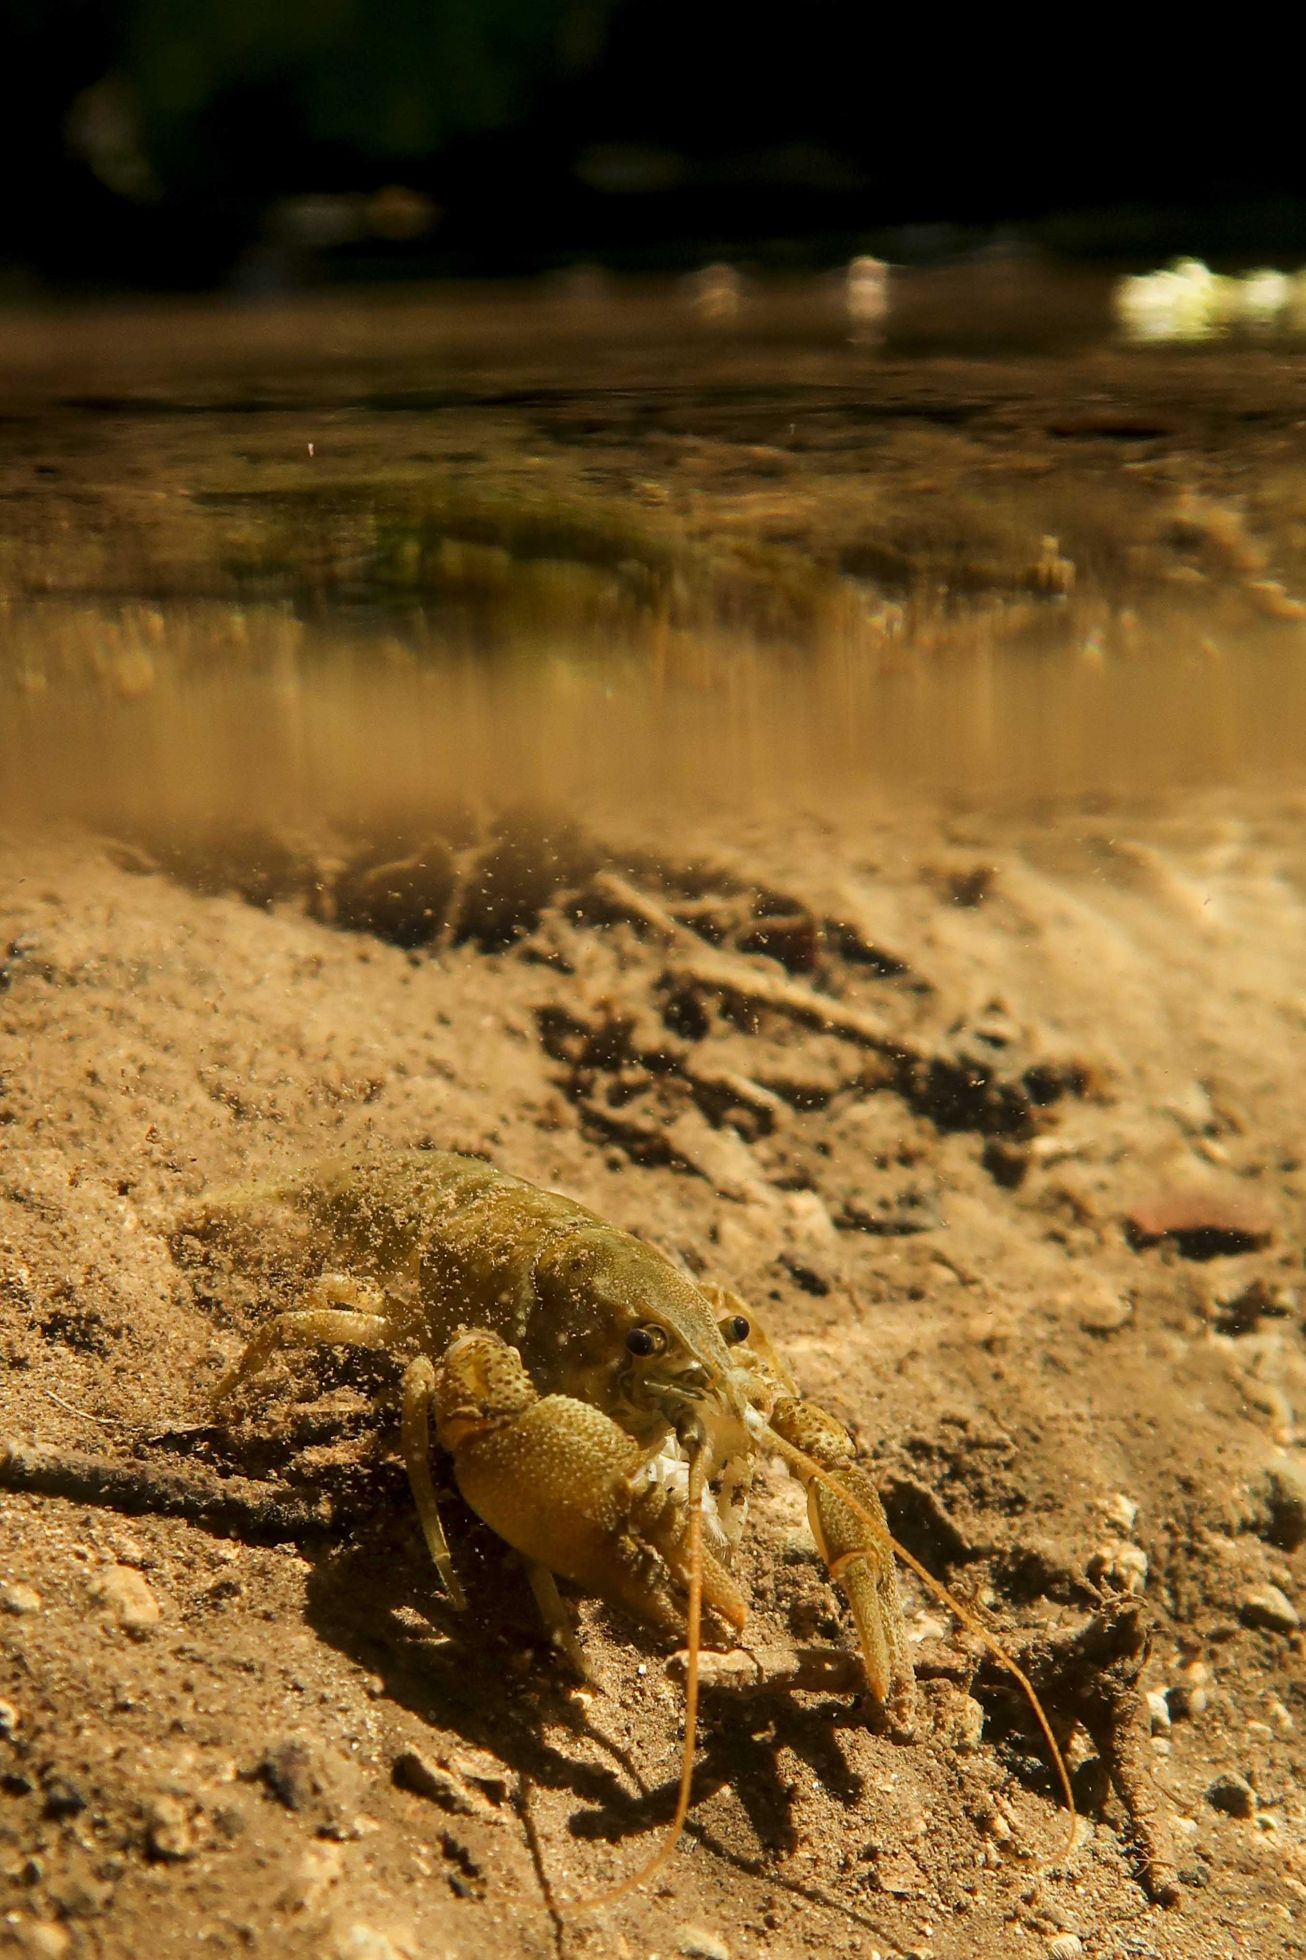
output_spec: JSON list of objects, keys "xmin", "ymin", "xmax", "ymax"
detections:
[
  {"xmin": 299, "ymin": 1506, "xmax": 631, "ymax": 1811},
  {"xmin": 565, "ymin": 1689, "xmax": 869, "ymax": 1860},
  {"xmin": 298, "ymin": 1506, "xmax": 871, "ymax": 1854}
]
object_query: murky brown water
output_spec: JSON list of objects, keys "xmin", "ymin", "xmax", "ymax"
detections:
[{"xmin": 2, "ymin": 278, "xmax": 1304, "ymax": 828}]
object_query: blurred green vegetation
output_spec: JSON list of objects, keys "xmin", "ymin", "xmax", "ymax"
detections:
[{"xmin": 125, "ymin": 0, "xmax": 609, "ymax": 176}]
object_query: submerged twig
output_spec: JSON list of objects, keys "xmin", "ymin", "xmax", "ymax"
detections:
[
  {"xmin": 667, "ymin": 1642, "xmax": 865, "ymax": 1696},
  {"xmin": 979, "ymin": 1602, "xmax": 1179, "ymax": 1906},
  {"xmin": 588, "ymin": 869, "xmax": 916, "ymax": 1060}
]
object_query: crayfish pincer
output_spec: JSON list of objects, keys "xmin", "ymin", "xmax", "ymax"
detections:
[{"xmin": 192, "ymin": 1147, "xmax": 1071, "ymax": 1903}]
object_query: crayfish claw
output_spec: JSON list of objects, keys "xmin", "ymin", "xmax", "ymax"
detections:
[
  {"xmin": 429, "ymin": 1331, "xmax": 739, "ymax": 1642},
  {"xmin": 767, "ymin": 1397, "xmax": 915, "ymax": 1720}
]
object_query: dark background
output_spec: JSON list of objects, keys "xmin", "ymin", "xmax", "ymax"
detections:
[{"xmin": 3, "ymin": 0, "xmax": 1303, "ymax": 292}]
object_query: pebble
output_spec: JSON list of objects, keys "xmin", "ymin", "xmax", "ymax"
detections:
[
  {"xmin": 108, "ymin": 1530, "xmax": 148, "ymax": 1568},
  {"xmin": 1102, "ymin": 1492, "xmax": 1140, "ymax": 1533},
  {"xmin": 1077, "ymin": 1281, "xmax": 1133, "ymax": 1334},
  {"xmin": 276, "ymin": 1840, "xmax": 344, "ymax": 1915},
  {"xmin": 1164, "ymin": 1081, "xmax": 1218, "ymax": 1135},
  {"xmin": 1239, "ymin": 1583, "xmax": 1299, "ymax": 1633},
  {"xmin": 675, "ymin": 1926, "xmax": 730, "ymax": 1960},
  {"xmin": 1047, "ymin": 1938, "xmax": 1085, "ymax": 1960},
  {"xmin": 328, "ymin": 1928, "xmax": 408, "ymax": 1960},
  {"xmin": 1167, "ymin": 1679, "xmax": 1209, "ymax": 1721},
  {"xmin": 447, "ymin": 1743, "xmax": 511, "ymax": 1807},
  {"xmin": 0, "ymin": 1581, "xmax": 42, "ymax": 1616},
  {"xmin": 1145, "ymin": 1690, "xmax": 1171, "ymax": 1735},
  {"xmin": 1124, "ymin": 1187, "xmax": 1274, "ymax": 1254},
  {"xmin": 90, "ymin": 1565, "xmax": 160, "ymax": 1633},
  {"xmin": 712, "ymin": 1204, "xmax": 783, "ymax": 1273},
  {"xmin": 781, "ymin": 1187, "xmax": 839, "ymax": 1248},
  {"xmin": 870, "ymin": 1845, "xmax": 925, "ymax": 1895},
  {"xmin": 0, "ymin": 1699, "xmax": 20, "ymax": 1738},
  {"xmin": 392, "ymin": 1750, "xmax": 475, "ymax": 1817},
  {"xmin": 42, "ymin": 1777, "xmax": 86, "ymax": 1820},
  {"xmin": 0, "ymin": 1920, "xmax": 71, "ymax": 1958},
  {"xmin": 926, "ymin": 1682, "xmax": 985, "ymax": 1751},
  {"xmin": 258, "ymin": 1740, "xmax": 317, "ymax": 1811},
  {"xmin": 1206, "ymin": 1771, "xmax": 1256, "ymax": 1818},
  {"xmin": 975, "ymin": 1796, "xmax": 1013, "ymax": 1843},
  {"xmin": 144, "ymin": 1793, "xmax": 196, "ymax": 1862}
]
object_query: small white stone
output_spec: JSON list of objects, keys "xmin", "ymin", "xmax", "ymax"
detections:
[
  {"xmin": 109, "ymin": 1531, "xmax": 148, "ymax": 1568},
  {"xmin": 675, "ymin": 1926, "xmax": 730, "ymax": 1960},
  {"xmin": 0, "ymin": 1580, "xmax": 42, "ymax": 1616},
  {"xmin": 145, "ymin": 1792, "xmax": 196, "ymax": 1862},
  {"xmin": 1164, "ymin": 1081, "xmax": 1217, "ymax": 1135},
  {"xmin": 328, "ymin": 1926, "xmax": 408, "ymax": 1960},
  {"xmin": 1078, "ymin": 1284, "xmax": 1133, "ymax": 1334},
  {"xmin": 0, "ymin": 1918, "xmax": 71, "ymax": 1958},
  {"xmin": 978, "ymin": 1804, "xmax": 1012, "ymax": 1843},
  {"xmin": 1240, "ymin": 1583, "xmax": 1299, "ymax": 1633},
  {"xmin": 1146, "ymin": 1690, "xmax": 1172, "ymax": 1734},
  {"xmin": 1168, "ymin": 1680, "xmax": 1209, "ymax": 1720},
  {"xmin": 1103, "ymin": 1492, "xmax": 1139, "ymax": 1533},
  {"xmin": 782, "ymin": 1188, "xmax": 837, "ymax": 1244},
  {"xmin": 1047, "ymin": 1937, "xmax": 1085, "ymax": 1960}
]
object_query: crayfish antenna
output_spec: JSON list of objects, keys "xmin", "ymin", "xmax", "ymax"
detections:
[
  {"xmin": 563, "ymin": 1446, "xmax": 707, "ymax": 1912},
  {"xmin": 764, "ymin": 1424, "xmax": 1078, "ymax": 1864}
]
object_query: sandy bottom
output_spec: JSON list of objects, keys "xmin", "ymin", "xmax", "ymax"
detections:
[{"xmin": 1, "ymin": 787, "xmax": 1303, "ymax": 1960}]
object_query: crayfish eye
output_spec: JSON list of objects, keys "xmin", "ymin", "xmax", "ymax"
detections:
[
  {"xmin": 719, "ymin": 1313, "xmax": 751, "ymax": 1345},
  {"xmin": 626, "ymin": 1325, "xmax": 664, "ymax": 1357}
]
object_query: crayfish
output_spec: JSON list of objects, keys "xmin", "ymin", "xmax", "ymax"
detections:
[{"xmin": 200, "ymin": 1148, "xmax": 1071, "ymax": 1903}]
